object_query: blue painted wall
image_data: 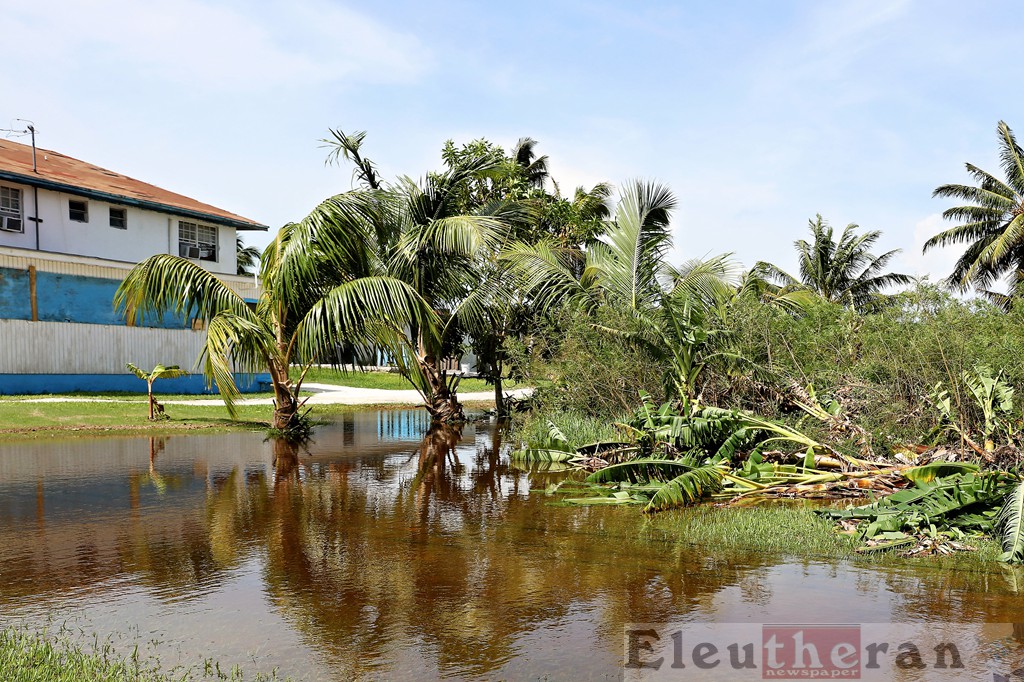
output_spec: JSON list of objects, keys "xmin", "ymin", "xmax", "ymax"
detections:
[
  {"xmin": 0, "ymin": 373, "xmax": 273, "ymax": 395},
  {"xmin": 0, "ymin": 267, "xmax": 189, "ymax": 328},
  {"xmin": 0, "ymin": 268, "xmax": 31, "ymax": 320}
]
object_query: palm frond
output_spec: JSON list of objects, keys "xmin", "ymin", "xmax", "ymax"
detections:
[
  {"xmin": 997, "ymin": 481, "xmax": 1024, "ymax": 564},
  {"xmin": 114, "ymin": 255, "xmax": 252, "ymax": 325}
]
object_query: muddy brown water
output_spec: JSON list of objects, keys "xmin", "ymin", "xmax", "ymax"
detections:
[{"xmin": 1, "ymin": 409, "xmax": 1023, "ymax": 680}]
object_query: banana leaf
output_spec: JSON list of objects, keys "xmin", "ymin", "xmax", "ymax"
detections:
[
  {"xmin": 821, "ymin": 472, "xmax": 1012, "ymax": 540},
  {"xmin": 902, "ymin": 462, "xmax": 980, "ymax": 487},
  {"xmin": 643, "ymin": 464, "xmax": 726, "ymax": 513}
]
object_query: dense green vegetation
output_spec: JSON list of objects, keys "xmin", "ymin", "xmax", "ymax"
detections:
[
  {"xmin": 503, "ymin": 120, "xmax": 1024, "ymax": 564},
  {"xmin": 106, "ymin": 119, "xmax": 1024, "ymax": 562}
]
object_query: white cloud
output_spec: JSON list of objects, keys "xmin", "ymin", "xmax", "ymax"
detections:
[
  {"xmin": 898, "ymin": 213, "xmax": 959, "ymax": 280},
  {"xmin": 747, "ymin": 0, "xmax": 913, "ymax": 105},
  {"xmin": 6, "ymin": 0, "xmax": 432, "ymax": 92}
]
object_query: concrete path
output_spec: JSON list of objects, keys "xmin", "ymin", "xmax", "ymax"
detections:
[
  {"xmin": 10, "ymin": 383, "xmax": 532, "ymax": 407},
  {"xmin": 165, "ymin": 383, "xmax": 532, "ymax": 406}
]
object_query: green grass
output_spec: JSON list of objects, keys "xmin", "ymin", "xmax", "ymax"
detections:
[
  {"xmin": 511, "ymin": 407, "xmax": 621, "ymax": 450},
  {"xmin": 0, "ymin": 392, "xmax": 279, "ymax": 403},
  {"xmin": 651, "ymin": 504, "xmax": 1004, "ymax": 569},
  {"xmin": 0, "ymin": 399, "xmax": 267, "ymax": 439},
  {"xmin": 0, "ymin": 400, "xmax": 385, "ymax": 440},
  {"xmin": 0, "ymin": 626, "xmax": 287, "ymax": 681},
  {"xmin": 0, "ymin": 397, "xmax": 502, "ymax": 441}
]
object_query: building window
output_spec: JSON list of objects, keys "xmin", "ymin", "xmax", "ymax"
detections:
[
  {"xmin": 109, "ymin": 207, "xmax": 127, "ymax": 229},
  {"xmin": 69, "ymin": 199, "xmax": 88, "ymax": 223},
  {"xmin": 178, "ymin": 220, "xmax": 218, "ymax": 261},
  {"xmin": 0, "ymin": 186, "xmax": 23, "ymax": 232}
]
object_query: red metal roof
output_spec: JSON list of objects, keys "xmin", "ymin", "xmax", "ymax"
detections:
[{"xmin": 0, "ymin": 138, "xmax": 267, "ymax": 230}]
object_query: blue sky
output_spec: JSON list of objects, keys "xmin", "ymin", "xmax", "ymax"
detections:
[{"xmin": 2, "ymin": 0, "xmax": 1019, "ymax": 281}]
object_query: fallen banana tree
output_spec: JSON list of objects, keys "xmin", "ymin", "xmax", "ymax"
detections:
[
  {"xmin": 513, "ymin": 394, "xmax": 1024, "ymax": 564},
  {"xmin": 819, "ymin": 465, "xmax": 1024, "ymax": 562},
  {"xmin": 515, "ymin": 394, "xmax": 900, "ymax": 511}
]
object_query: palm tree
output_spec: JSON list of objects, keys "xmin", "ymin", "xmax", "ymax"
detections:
[
  {"xmin": 321, "ymin": 130, "xmax": 521, "ymax": 422},
  {"xmin": 236, "ymin": 236, "xmax": 261, "ymax": 275},
  {"xmin": 510, "ymin": 137, "xmax": 549, "ymax": 189},
  {"xmin": 505, "ymin": 179, "xmax": 738, "ymax": 401},
  {"xmin": 755, "ymin": 215, "xmax": 910, "ymax": 311},
  {"xmin": 125, "ymin": 363, "xmax": 189, "ymax": 420},
  {"xmin": 924, "ymin": 120, "xmax": 1024, "ymax": 303},
  {"xmin": 115, "ymin": 201, "xmax": 434, "ymax": 432}
]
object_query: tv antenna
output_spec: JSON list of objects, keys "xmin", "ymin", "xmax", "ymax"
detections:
[{"xmin": 1, "ymin": 119, "xmax": 38, "ymax": 172}]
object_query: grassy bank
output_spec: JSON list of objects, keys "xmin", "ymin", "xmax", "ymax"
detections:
[
  {"xmin": 653, "ymin": 505, "xmax": 1004, "ymax": 570},
  {"xmin": 0, "ymin": 399, "xmax": 270, "ymax": 438},
  {"xmin": 0, "ymin": 398, "xmax": 501, "ymax": 440},
  {"xmin": 0, "ymin": 626, "xmax": 287, "ymax": 681},
  {"xmin": 0, "ymin": 369, "xmax": 515, "ymax": 439}
]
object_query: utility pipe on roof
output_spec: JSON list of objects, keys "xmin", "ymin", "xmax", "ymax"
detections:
[{"xmin": 28, "ymin": 125, "xmax": 39, "ymax": 251}]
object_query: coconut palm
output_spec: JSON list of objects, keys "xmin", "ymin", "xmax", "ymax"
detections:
[
  {"xmin": 510, "ymin": 137, "xmax": 549, "ymax": 189},
  {"xmin": 321, "ymin": 131, "xmax": 523, "ymax": 422},
  {"xmin": 755, "ymin": 215, "xmax": 910, "ymax": 311},
  {"xmin": 924, "ymin": 121, "xmax": 1024, "ymax": 303},
  {"xmin": 236, "ymin": 236, "xmax": 261, "ymax": 275},
  {"xmin": 505, "ymin": 179, "xmax": 739, "ymax": 401},
  {"xmin": 115, "ymin": 200, "xmax": 435, "ymax": 432}
]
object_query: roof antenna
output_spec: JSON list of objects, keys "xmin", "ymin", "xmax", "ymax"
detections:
[{"xmin": 14, "ymin": 120, "xmax": 38, "ymax": 173}]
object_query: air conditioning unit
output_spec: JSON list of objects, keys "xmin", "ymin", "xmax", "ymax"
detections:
[
  {"xmin": 186, "ymin": 246, "xmax": 201, "ymax": 259},
  {"xmin": 0, "ymin": 216, "xmax": 22, "ymax": 232}
]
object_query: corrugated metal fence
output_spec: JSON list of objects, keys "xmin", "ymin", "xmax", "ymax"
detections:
[{"xmin": 0, "ymin": 319, "xmax": 208, "ymax": 373}]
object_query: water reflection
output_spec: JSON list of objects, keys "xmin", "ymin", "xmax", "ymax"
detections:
[{"xmin": 0, "ymin": 412, "xmax": 1023, "ymax": 679}]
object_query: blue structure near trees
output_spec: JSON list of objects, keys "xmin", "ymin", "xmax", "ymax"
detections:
[{"xmin": 0, "ymin": 267, "xmax": 191, "ymax": 327}]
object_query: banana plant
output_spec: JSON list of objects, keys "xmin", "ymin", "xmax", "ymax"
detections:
[
  {"xmin": 126, "ymin": 363, "xmax": 189, "ymax": 420},
  {"xmin": 928, "ymin": 364, "xmax": 1016, "ymax": 454},
  {"xmin": 963, "ymin": 365, "xmax": 1015, "ymax": 451}
]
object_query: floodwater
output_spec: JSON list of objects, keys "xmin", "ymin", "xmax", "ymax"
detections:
[{"xmin": 0, "ymin": 410, "xmax": 1023, "ymax": 680}]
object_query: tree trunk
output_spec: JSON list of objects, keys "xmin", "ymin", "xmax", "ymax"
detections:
[
  {"xmin": 493, "ymin": 372, "xmax": 505, "ymax": 418},
  {"xmin": 273, "ymin": 401, "xmax": 298, "ymax": 431},
  {"xmin": 147, "ymin": 381, "xmax": 155, "ymax": 420},
  {"xmin": 272, "ymin": 382, "xmax": 299, "ymax": 431},
  {"xmin": 421, "ymin": 354, "xmax": 464, "ymax": 424}
]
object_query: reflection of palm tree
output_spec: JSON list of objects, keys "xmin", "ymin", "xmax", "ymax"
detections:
[
  {"xmin": 245, "ymin": 424, "xmax": 783, "ymax": 677},
  {"xmin": 413, "ymin": 424, "xmax": 463, "ymax": 525},
  {"xmin": 272, "ymin": 438, "xmax": 301, "ymax": 483}
]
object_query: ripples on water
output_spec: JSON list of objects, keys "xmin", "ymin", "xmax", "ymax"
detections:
[{"xmin": 0, "ymin": 409, "xmax": 1023, "ymax": 680}]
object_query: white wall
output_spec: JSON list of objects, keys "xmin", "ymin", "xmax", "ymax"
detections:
[
  {"xmin": 0, "ymin": 246, "xmax": 262, "ymax": 301},
  {"xmin": 0, "ymin": 180, "xmax": 239, "ymax": 274}
]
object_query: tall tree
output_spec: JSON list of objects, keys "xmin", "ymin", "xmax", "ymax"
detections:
[
  {"xmin": 115, "ymin": 200, "xmax": 433, "ymax": 432},
  {"xmin": 924, "ymin": 120, "xmax": 1024, "ymax": 303},
  {"xmin": 755, "ymin": 215, "xmax": 910, "ymax": 311},
  {"xmin": 505, "ymin": 179, "xmax": 738, "ymax": 402},
  {"xmin": 436, "ymin": 137, "xmax": 612, "ymax": 416},
  {"xmin": 321, "ymin": 130, "xmax": 521, "ymax": 423},
  {"xmin": 236, "ymin": 235, "xmax": 261, "ymax": 275}
]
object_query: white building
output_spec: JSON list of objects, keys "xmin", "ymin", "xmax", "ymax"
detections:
[{"xmin": 0, "ymin": 138, "xmax": 269, "ymax": 394}]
